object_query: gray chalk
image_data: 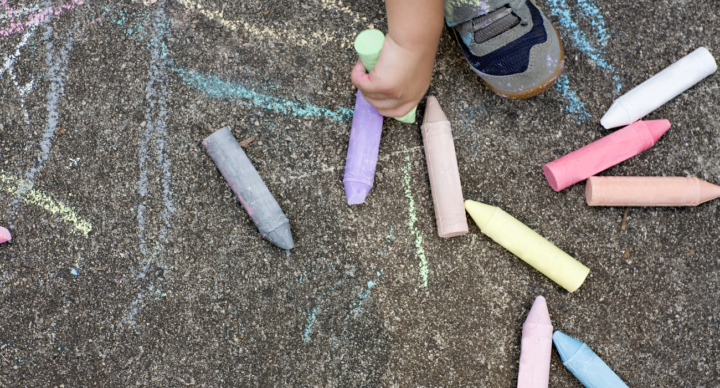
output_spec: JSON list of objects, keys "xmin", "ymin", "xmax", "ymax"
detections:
[{"xmin": 203, "ymin": 127, "xmax": 295, "ymax": 250}]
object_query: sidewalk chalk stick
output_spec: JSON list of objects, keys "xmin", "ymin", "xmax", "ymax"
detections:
[
  {"xmin": 421, "ymin": 96, "xmax": 468, "ymax": 237},
  {"xmin": 543, "ymin": 120, "xmax": 671, "ymax": 191},
  {"xmin": 586, "ymin": 176, "xmax": 720, "ymax": 207},
  {"xmin": 601, "ymin": 47, "xmax": 717, "ymax": 129},
  {"xmin": 465, "ymin": 200, "xmax": 589, "ymax": 292},
  {"xmin": 203, "ymin": 127, "xmax": 294, "ymax": 250},
  {"xmin": 553, "ymin": 331, "xmax": 629, "ymax": 388},
  {"xmin": 518, "ymin": 296, "xmax": 553, "ymax": 388}
]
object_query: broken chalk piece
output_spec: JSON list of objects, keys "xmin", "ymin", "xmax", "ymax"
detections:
[
  {"xmin": 543, "ymin": 120, "xmax": 671, "ymax": 192},
  {"xmin": 553, "ymin": 331, "xmax": 629, "ymax": 388},
  {"xmin": 0, "ymin": 226, "xmax": 11, "ymax": 244},
  {"xmin": 586, "ymin": 176, "xmax": 720, "ymax": 207},
  {"xmin": 517, "ymin": 296, "xmax": 553, "ymax": 388},
  {"xmin": 465, "ymin": 200, "xmax": 590, "ymax": 292},
  {"xmin": 203, "ymin": 127, "xmax": 295, "ymax": 250},
  {"xmin": 601, "ymin": 47, "xmax": 717, "ymax": 129},
  {"xmin": 421, "ymin": 96, "xmax": 468, "ymax": 237}
]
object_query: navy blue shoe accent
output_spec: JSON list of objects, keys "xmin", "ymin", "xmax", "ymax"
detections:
[{"xmin": 455, "ymin": 0, "xmax": 547, "ymax": 76}]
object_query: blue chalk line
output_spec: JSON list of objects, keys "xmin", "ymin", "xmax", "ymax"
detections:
[
  {"xmin": 555, "ymin": 74, "xmax": 591, "ymax": 122},
  {"xmin": 172, "ymin": 68, "xmax": 353, "ymax": 122},
  {"xmin": 546, "ymin": 0, "xmax": 622, "ymax": 92}
]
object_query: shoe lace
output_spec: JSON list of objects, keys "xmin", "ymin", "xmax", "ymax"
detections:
[{"xmin": 471, "ymin": 5, "xmax": 522, "ymax": 44}]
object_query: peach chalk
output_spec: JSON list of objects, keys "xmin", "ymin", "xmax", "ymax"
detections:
[
  {"xmin": 421, "ymin": 96, "xmax": 468, "ymax": 237},
  {"xmin": 543, "ymin": 120, "xmax": 671, "ymax": 191},
  {"xmin": 587, "ymin": 176, "xmax": 720, "ymax": 207},
  {"xmin": 517, "ymin": 296, "xmax": 553, "ymax": 388},
  {"xmin": 0, "ymin": 227, "xmax": 11, "ymax": 244}
]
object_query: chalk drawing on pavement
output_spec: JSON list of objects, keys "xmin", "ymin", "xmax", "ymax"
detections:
[
  {"xmin": 173, "ymin": 67, "xmax": 353, "ymax": 122},
  {"xmin": 0, "ymin": 171, "xmax": 92, "ymax": 236},
  {"xmin": 402, "ymin": 146, "xmax": 429, "ymax": 288}
]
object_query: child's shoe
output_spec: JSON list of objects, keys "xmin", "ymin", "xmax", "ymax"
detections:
[{"xmin": 447, "ymin": 0, "xmax": 565, "ymax": 99}]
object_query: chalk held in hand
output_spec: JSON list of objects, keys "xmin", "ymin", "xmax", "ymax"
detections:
[
  {"xmin": 343, "ymin": 30, "xmax": 386, "ymax": 205},
  {"xmin": 601, "ymin": 47, "xmax": 717, "ymax": 129},
  {"xmin": 464, "ymin": 200, "xmax": 589, "ymax": 292},
  {"xmin": 0, "ymin": 226, "xmax": 11, "ymax": 244},
  {"xmin": 587, "ymin": 176, "xmax": 720, "ymax": 207},
  {"xmin": 203, "ymin": 127, "xmax": 295, "ymax": 250},
  {"xmin": 354, "ymin": 29, "xmax": 417, "ymax": 123},
  {"xmin": 343, "ymin": 90, "xmax": 384, "ymax": 205},
  {"xmin": 553, "ymin": 331, "xmax": 629, "ymax": 388},
  {"xmin": 543, "ymin": 120, "xmax": 671, "ymax": 192},
  {"xmin": 421, "ymin": 96, "xmax": 468, "ymax": 237},
  {"xmin": 517, "ymin": 296, "xmax": 553, "ymax": 388}
]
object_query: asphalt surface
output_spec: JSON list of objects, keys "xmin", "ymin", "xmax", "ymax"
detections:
[{"xmin": 1, "ymin": 0, "xmax": 719, "ymax": 386}]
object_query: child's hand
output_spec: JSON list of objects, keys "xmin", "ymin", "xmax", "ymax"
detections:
[{"xmin": 351, "ymin": 33, "xmax": 437, "ymax": 118}]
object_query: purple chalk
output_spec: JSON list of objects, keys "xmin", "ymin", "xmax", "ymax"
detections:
[{"xmin": 343, "ymin": 90, "xmax": 384, "ymax": 205}]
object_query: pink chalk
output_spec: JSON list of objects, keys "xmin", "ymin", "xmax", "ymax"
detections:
[
  {"xmin": 0, "ymin": 227, "xmax": 11, "ymax": 244},
  {"xmin": 517, "ymin": 296, "xmax": 553, "ymax": 388},
  {"xmin": 543, "ymin": 120, "xmax": 671, "ymax": 191}
]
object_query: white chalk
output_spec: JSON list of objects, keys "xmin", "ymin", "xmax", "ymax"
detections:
[{"xmin": 601, "ymin": 47, "xmax": 717, "ymax": 129}]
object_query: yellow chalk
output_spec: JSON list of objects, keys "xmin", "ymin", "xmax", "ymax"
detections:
[{"xmin": 464, "ymin": 200, "xmax": 589, "ymax": 293}]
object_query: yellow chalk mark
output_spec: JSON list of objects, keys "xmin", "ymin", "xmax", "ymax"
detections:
[
  {"xmin": 138, "ymin": 0, "xmax": 354, "ymax": 47},
  {"xmin": 316, "ymin": 0, "xmax": 366, "ymax": 24},
  {"xmin": 0, "ymin": 171, "xmax": 92, "ymax": 237}
]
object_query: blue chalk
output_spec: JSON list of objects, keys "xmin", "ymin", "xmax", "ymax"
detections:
[
  {"xmin": 553, "ymin": 331, "xmax": 628, "ymax": 388},
  {"xmin": 70, "ymin": 269, "xmax": 78, "ymax": 276}
]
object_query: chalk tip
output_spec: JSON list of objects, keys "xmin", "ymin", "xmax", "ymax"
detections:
[
  {"xmin": 423, "ymin": 96, "xmax": 448, "ymax": 125},
  {"xmin": 552, "ymin": 331, "xmax": 584, "ymax": 363},
  {"xmin": 600, "ymin": 102, "xmax": 631, "ymax": 129},
  {"xmin": 0, "ymin": 226, "xmax": 11, "ymax": 244},
  {"xmin": 394, "ymin": 106, "xmax": 417, "ymax": 123},
  {"xmin": 265, "ymin": 223, "xmax": 295, "ymax": 250},
  {"xmin": 344, "ymin": 181, "xmax": 372, "ymax": 205},
  {"xmin": 526, "ymin": 295, "xmax": 552, "ymax": 325},
  {"xmin": 464, "ymin": 200, "xmax": 496, "ymax": 230},
  {"xmin": 698, "ymin": 178, "xmax": 720, "ymax": 204},
  {"xmin": 643, "ymin": 119, "xmax": 671, "ymax": 143}
]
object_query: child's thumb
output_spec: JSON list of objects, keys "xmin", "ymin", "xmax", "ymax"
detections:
[{"xmin": 350, "ymin": 59, "xmax": 373, "ymax": 90}]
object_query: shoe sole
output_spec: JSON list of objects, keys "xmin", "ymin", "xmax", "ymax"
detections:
[{"xmin": 457, "ymin": 23, "xmax": 566, "ymax": 100}]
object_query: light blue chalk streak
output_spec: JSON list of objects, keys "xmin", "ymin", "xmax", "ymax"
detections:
[
  {"xmin": 303, "ymin": 306, "xmax": 321, "ymax": 342},
  {"xmin": 555, "ymin": 74, "xmax": 591, "ymax": 122},
  {"xmin": 546, "ymin": 0, "xmax": 622, "ymax": 91},
  {"xmin": 575, "ymin": 0, "xmax": 610, "ymax": 46},
  {"xmin": 173, "ymin": 68, "xmax": 353, "ymax": 122},
  {"xmin": 302, "ymin": 275, "xmax": 348, "ymax": 341},
  {"xmin": 347, "ymin": 269, "xmax": 385, "ymax": 317}
]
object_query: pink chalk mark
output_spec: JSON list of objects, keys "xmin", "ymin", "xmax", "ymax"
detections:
[
  {"xmin": 0, "ymin": 0, "xmax": 85, "ymax": 37},
  {"xmin": 0, "ymin": 226, "xmax": 11, "ymax": 243}
]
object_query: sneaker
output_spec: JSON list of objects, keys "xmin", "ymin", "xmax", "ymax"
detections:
[{"xmin": 448, "ymin": 0, "xmax": 565, "ymax": 99}]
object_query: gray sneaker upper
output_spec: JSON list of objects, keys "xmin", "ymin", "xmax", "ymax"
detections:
[
  {"xmin": 449, "ymin": 0, "xmax": 564, "ymax": 96},
  {"xmin": 445, "ymin": 0, "xmax": 525, "ymax": 27}
]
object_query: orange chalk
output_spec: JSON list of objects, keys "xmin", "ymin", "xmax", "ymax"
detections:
[
  {"xmin": 586, "ymin": 176, "xmax": 720, "ymax": 206},
  {"xmin": 421, "ymin": 96, "xmax": 468, "ymax": 237}
]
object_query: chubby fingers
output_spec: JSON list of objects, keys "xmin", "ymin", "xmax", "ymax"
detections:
[
  {"xmin": 350, "ymin": 59, "xmax": 416, "ymax": 117},
  {"xmin": 375, "ymin": 100, "xmax": 418, "ymax": 118},
  {"xmin": 350, "ymin": 59, "xmax": 370, "ymax": 89},
  {"xmin": 351, "ymin": 60, "xmax": 391, "ymax": 101}
]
